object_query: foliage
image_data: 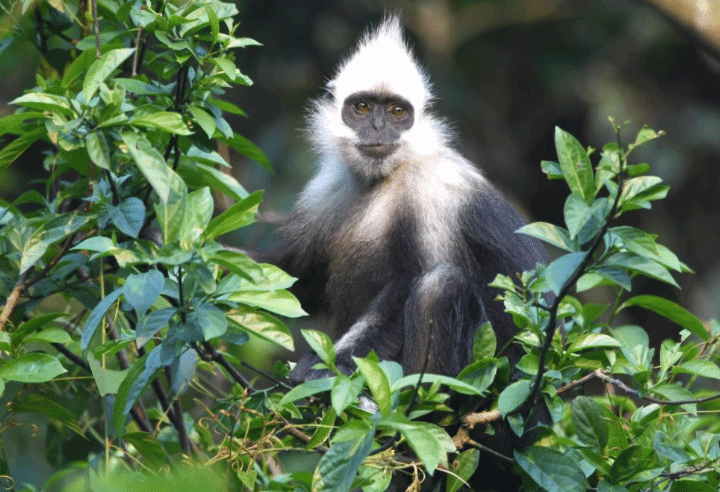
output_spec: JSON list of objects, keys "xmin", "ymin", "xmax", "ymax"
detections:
[{"xmin": 1, "ymin": 2, "xmax": 720, "ymax": 492}]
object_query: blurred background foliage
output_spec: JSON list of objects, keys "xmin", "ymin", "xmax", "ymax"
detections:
[{"xmin": 2, "ymin": 0, "xmax": 719, "ymax": 351}]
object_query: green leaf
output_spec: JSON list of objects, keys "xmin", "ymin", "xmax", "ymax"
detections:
[
  {"xmin": 472, "ymin": 321, "xmax": 497, "ymax": 361},
  {"xmin": 544, "ymin": 251, "xmax": 586, "ymax": 295},
  {"xmin": 564, "ymin": 195, "xmax": 608, "ymax": 244},
  {"xmin": 10, "ymin": 393, "xmax": 83, "ymax": 435},
  {"xmin": 0, "ymin": 111, "xmax": 44, "ymax": 137},
  {"xmin": 381, "ymin": 414, "xmax": 451, "ymax": 475},
  {"xmin": 301, "ymin": 329, "xmax": 336, "ymax": 367},
  {"xmin": 123, "ymin": 433, "xmax": 167, "ymax": 467},
  {"xmin": 306, "ymin": 406, "xmax": 337, "ymax": 449},
  {"xmin": 457, "ymin": 359, "xmax": 496, "ymax": 394},
  {"xmin": 72, "ymin": 236, "xmax": 116, "ymax": 254},
  {"xmin": 10, "ymin": 92, "xmax": 74, "ymax": 117},
  {"xmin": 392, "ymin": 373, "xmax": 484, "ymax": 396},
  {"xmin": 204, "ymin": 190, "xmax": 263, "ymax": 240},
  {"xmin": 209, "ymin": 249, "xmax": 260, "ymax": 281},
  {"xmin": 226, "ymin": 308, "xmax": 294, "ymax": 351},
  {"xmin": 629, "ymin": 125, "xmax": 664, "ymax": 152},
  {"xmin": 604, "ymin": 253, "xmax": 678, "ymax": 288},
  {"xmin": 113, "ymin": 350, "xmax": 155, "ymax": 436},
  {"xmin": 88, "ymin": 353, "xmax": 128, "ymax": 396},
  {"xmin": 83, "ymin": 48, "xmax": 135, "ymax": 102},
  {"xmin": 609, "ymin": 325, "xmax": 649, "ymax": 351},
  {"xmin": 81, "ymin": 288, "xmax": 123, "ymax": 351},
  {"xmin": 136, "ymin": 308, "xmax": 176, "ymax": 347},
  {"xmin": 11, "ymin": 312, "xmax": 65, "ymax": 348},
  {"xmin": 571, "ymin": 396, "xmax": 608, "ymax": 452},
  {"xmin": 123, "ymin": 270, "xmax": 164, "ymax": 318},
  {"xmin": 188, "ymin": 105, "xmax": 216, "ymax": 138},
  {"xmin": 353, "ymin": 356, "xmax": 392, "ymax": 414},
  {"xmin": 651, "ymin": 384, "xmax": 696, "ymax": 414},
  {"xmin": 517, "ymin": 222, "xmax": 577, "ymax": 252},
  {"xmin": 86, "ymin": 131, "xmax": 111, "ymax": 170},
  {"xmin": 669, "ymin": 479, "xmax": 717, "ymax": 492},
  {"xmin": 0, "ymin": 353, "xmax": 66, "ymax": 383},
  {"xmin": 514, "ymin": 446, "xmax": 586, "ymax": 492},
  {"xmin": 620, "ymin": 295, "xmax": 707, "ymax": 340},
  {"xmin": 540, "ymin": 160, "xmax": 563, "ymax": 179},
  {"xmin": 227, "ymin": 289, "xmax": 307, "ymax": 318},
  {"xmin": 555, "ymin": 127, "xmax": 595, "ymax": 204},
  {"xmin": 25, "ymin": 328, "xmax": 73, "ymax": 345},
  {"xmin": 188, "ymin": 303, "xmax": 227, "ymax": 340},
  {"xmin": 331, "ymin": 374, "xmax": 365, "ymax": 415},
  {"xmin": 106, "ymin": 197, "xmax": 145, "ymax": 238},
  {"xmin": 133, "ymin": 111, "xmax": 192, "ymax": 135},
  {"xmin": 568, "ymin": 333, "xmax": 621, "ymax": 353},
  {"xmin": 122, "ymin": 131, "xmax": 187, "ymax": 205},
  {"xmin": 180, "ymin": 187, "xmax": 213, "ymax": 247},
  {"xmin": 20, "ymin": 214, "xmax": 89, "ymax": 274},
  {"xmin": 279, "ymin": 377, "xmax": 334, "ymax": 406},
  {"xmin": 219, "ymin": 132, "xmax": 272, "ymax": 171},
  {"xmin": 447, "ymin": 449, "xmax": 480, "ymax": 492},
  {"xmin": 313, "ymin": 421, "xmax": 375, "ymax": 492},
  {"xmin": 608, "ymin": 445, "xmax": 660, "ymax": 484},
  {"xmin": 114, "ymin": 78, "xmax": 167, "ymax": 95},
  {"xmin": 673, "ymin": 360, "xmax": 720, "ymax": 380},
  {"xmin": 0, "ymin": 127, "xmax": 47, "ymax": 171},
  {"xmin": 498, "ymin": 379, "xmax": 532, "ymax": 417}
]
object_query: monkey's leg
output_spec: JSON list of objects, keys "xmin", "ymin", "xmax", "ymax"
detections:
[
  {"xmin": 289, "ymin": 278, "xmax": 412, "ymax": 384},
  {"xmin": 401, "ymin": 264, "xmax": 485, "ymax": 376}
]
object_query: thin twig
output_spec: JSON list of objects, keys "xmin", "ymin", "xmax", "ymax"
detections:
[
  {"xmin": 197, "ymin": 342, "xmax": 255, "ymax": 391},
  {"xmin": 525, "ymin": 145, "xmax": 627, "ymax": 410},
  {"xmin": 593, "ymin": 369, "xmax": 720, "ymax": 406},
  {"xmin": 1, "ymin": 230, "xmax": 89, "ymax": 331},
  {"xmin": 52, "ymin": 342, "xmax": 154, "ymax": 433},
  {"xmin": 91, "ymin": 0, "xmax": 100, "ymax": 59}
]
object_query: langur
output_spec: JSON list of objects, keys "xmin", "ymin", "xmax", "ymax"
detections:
[{"xmin": 268, "ymin": 16, "xmax": 547, "ymax": 383}]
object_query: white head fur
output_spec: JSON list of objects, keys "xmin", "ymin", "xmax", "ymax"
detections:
[{"xmin": 307, "ymin": 16, "xmax": 451, "ymax": 183}]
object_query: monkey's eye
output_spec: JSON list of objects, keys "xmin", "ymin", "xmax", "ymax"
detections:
[
  {"xmin": 354, "ymin": 101, "xmax": 370, "ymax": 113},
  {"xmin": 389, "ymin": 105, "xmax": 406, "ymax": 117}
]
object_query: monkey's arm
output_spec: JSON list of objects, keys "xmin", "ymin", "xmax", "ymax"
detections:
[{"xmin": 289, "ymin": 278, "xmax": 412, "ymax": 383}]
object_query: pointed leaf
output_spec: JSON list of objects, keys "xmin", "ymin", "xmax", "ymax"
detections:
[
  {"xmin": 514, "ymin": 446, "xmax": 586, "ymax": 492},
  {"xmin": 83, "ymin": 48, "xmax": 135, "ymax": 102},
  {"xmin": 204, "ymin": 190, "xmax": 263, "ymax": 240},
  {"xmin": 517, "ymin": 222, "xmax": 577, "ymax": 252},
  {"xmin": 0, "ymin": 353, "xmax": 66, "ymax": 383},
  {"xmin": 555, "ymin": 127, "xmax": 595, "ymax": 204},
  {"xmin": 81, "ymin": 288, "xmax": 123, "ymax": 351},
  {"xmin": 353, "ymin": 356, "xmax": 391, "ymax": 414},
  {"xmin": 571, "ymin": 396, "xmax": 608, "ymax": 451},
  {"xmin": 620, "ymin": 295, "xmax": 707, "ymax": 340}
]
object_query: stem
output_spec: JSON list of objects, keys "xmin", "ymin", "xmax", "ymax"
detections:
[
  {"xmin": 0, "ymin": 231, "xmax": 90, "ymax": 331},
  {"xmin": 91, "ymin": 0, "xmax": 101, "ymax": 59},
  {"xmin": 525, "ymin": 142, "xmax": 627, "ymax": 410}
]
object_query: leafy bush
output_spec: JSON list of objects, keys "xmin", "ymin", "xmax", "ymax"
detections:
[{"xmin": 1, "ymin": 2, "xmax": 720, "ymax": 492}]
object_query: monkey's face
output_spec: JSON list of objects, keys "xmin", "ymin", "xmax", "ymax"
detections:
[
  {"xmin": 341, "ymin": 91, "xmax": 414, "ymax": 159},
  {"xmin": 335, "ymin": 91, "xmax": 413, "ymax": 180}
]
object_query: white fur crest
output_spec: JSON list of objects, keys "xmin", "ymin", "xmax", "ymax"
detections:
[{"xmin": 330, "ymin": 16, "xmax": 432, "ymax": 113}]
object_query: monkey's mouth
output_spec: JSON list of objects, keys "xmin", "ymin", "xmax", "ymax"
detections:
[{"xmin": 357, "ymin": 143, "xmax": 399, "ymax": 159}]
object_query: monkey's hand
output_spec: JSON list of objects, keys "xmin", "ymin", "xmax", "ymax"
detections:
[{"xmin": 289, "ymin": 350, "xmax": 356, "ymax": 384}]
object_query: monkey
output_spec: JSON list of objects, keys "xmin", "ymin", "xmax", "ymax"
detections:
[{"xmin": 265, "ymin": 16, "xmax": 548, "ymax": 385}]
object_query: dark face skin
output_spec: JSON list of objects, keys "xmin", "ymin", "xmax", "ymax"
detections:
[{"xmin": 341, "ymin": 91, "xmax": 415, "ymax": 159}]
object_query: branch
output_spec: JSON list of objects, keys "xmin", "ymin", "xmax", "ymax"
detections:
[
  {"xmin": 593, "ymin": 369, "xmax": 720, "ymax": 406},
  {"xmin": 196, "ymin": 342, "xmax": 255, "ymax": 391},
  {"xmin": 0, "ymin": 230, "xmax": 91, "ymax": 331},
  {"xmin": 52, "ymin": 342, "xmax": 154, "ymax": 433},
  {"xmin": 91, "ymin": 0, "xmax": 101, "ymax": 59},
  {"xmin": 525, "ymin": 146, "xmax": 627, "ymax": 410},
  {"xmin": 451, "ymin": 410, "xmax": 502, "ymax": 450}
]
